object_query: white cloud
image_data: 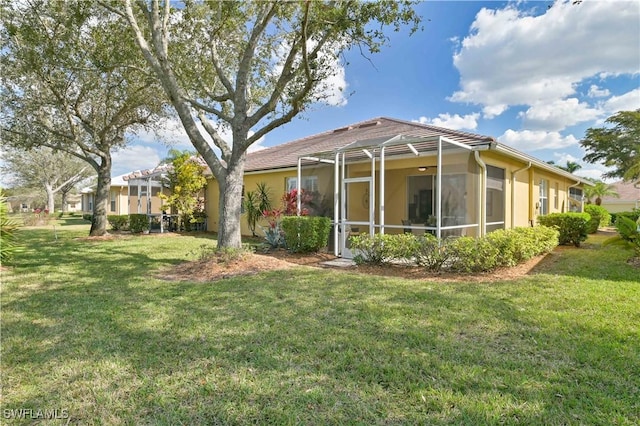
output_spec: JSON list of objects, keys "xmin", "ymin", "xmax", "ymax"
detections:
[
  {"xmin": 450, "ymin": 1, "xmax": 639, "ymax": 118},
  {"xmin": 414, "ymin": 113, "xmax": 480, "ymax": 130},
  {"xmin": 112, "ymin": 145, "xmax": 162, "ymax": 177},
  {"xmin": 587, "ymin": 85, "xmax": 610, "ymax": 98},
  {"xmin": 602, "ymin": 88, "xmax": 640, "ymax": 114},
  {"xmin": 519, "ymin": 98, "xmax": 601, "ymax": 131},
  {"xmin": 498, "ymin": 129, "xmax": 580, "ymax": 151}
]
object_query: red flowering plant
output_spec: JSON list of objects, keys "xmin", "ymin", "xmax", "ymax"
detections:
[
  {"xmin": 260, "ymin": 208, "xmax": 285, "ymax": 248},
  {"xmin": 259, "ymin": 189, "xmax": 314, "ymax": 248}
]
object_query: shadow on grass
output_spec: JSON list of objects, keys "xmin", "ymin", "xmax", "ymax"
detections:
[{"xmin": 3, "ymin": 231, "xmax": 638, "ymax": 426}]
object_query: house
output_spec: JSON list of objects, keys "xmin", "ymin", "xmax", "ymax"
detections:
[
  {"xmin": 601, "ymin": 181, "xmax": 640, "ymax": 213},
  {"xmin": 81, "ymin": 170, "xmax": 169, "ymax": 216},
  {"xmin": 202, "ymin": 117, "xmax": 590, "ymax": 257}
]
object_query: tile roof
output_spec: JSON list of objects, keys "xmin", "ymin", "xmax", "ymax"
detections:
[
  {"xmin": 244, "ymin": 117, "xmax": 495, "ymax": 172},
  {"xmin": 602, "ymin": 181, "xmax": 640, "ymax": 202}
]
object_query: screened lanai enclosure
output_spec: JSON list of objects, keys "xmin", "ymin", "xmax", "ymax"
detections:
[{"xmin": 294, "ymin": 135, "xmax": 504, "ymax": 258}]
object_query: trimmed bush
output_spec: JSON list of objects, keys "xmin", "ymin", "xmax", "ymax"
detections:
[
  {"xmin": 281, "ymin": 216, "xmax": 332, "ymax": 253},
  {"xmin": 129, "ymin": 214, "xmax": 149, "ymax": 234},
  {"xmin": 415, "ymin": 234, "xmax": 452, "ymax": 271},
  {"xmin": 584, "ymin": 204, "xmax": 610, "ymax": 234},
  {"xmin": 107, "ymin": 214, "xmax": 129, "ymax": 231},
  {"xmin": 349, "ymin": 233, "xmax": 393, "ymax": 265},
  {"xmin": 538, "ymin": 213, "xmax": 589, "ymax": 247},
  {"xmin": 611, "ymin": 209, "xmax": 640, "ymax": 225},
  {"xmin": 448, "ymin": 236, "xmax": 500, "ymax": 273},
  {"xmin": 82, "ymin": 214, "xmax": 92, "ymax": 222}
]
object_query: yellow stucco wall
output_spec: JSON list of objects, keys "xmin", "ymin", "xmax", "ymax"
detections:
[{"xmin": 203, "ymin": 150, "xmax": 587, "ymax": 237}]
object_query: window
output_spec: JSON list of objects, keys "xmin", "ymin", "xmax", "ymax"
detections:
[
  {"xmin": 286, "ymin": 176, "xmax": 318, "ymax": 193},
  {"xmin": 110, "ymin": 191, "xmax": 116, "ymax": 212},
  {"xmin": 486, "ymin": 165, "xmax": 505, "ymax": 232},
  {"xmin": 539, "ymin": 179, "xmax": 548, "ymax": 215},
  {"xmin": 151, "ymin": 187, "xmax": 161, "ymax": 197},
  {"xmin": 569, "ymin": 187, "xmax": 583, "ymax": 212},
  {"xmin": 554, "ymin": 182, "xmax": 559, "ymax": 210},
  {"xmin": 129, "ymin": 186, "xmax": 138, "ymax": 196}
]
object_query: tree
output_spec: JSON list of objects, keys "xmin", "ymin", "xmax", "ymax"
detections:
[
  {"xmin": 582, "ymin": 110, "xmax": 640, "ymax": 184},
  {"xmin": 547, "ymin": 160, "xmax": 582, "ymax": 173},
  {"xmin": 0, "ymin": 0, "xmax": 166, "ymax": 236},
  {"xmin": 1, "ymin": 146, "xmax": 91, "ymax": 213},
  {"xmin": 161, "ymin": 152, "xmax": 207, "ymax": 231},
  {"xmin": 584, "ymin": 181, "xmax": 619, "ymax": 206},
  {"xmin": 107, "ymin": 0, "xmax": 421, "ymax": 248}
]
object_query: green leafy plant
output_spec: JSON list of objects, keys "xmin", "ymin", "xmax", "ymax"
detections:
[
  {"xmin": 415, "ymin": 234, "xmax": 452, "ymax": 271},
  {"xmin": 160, "ymin": 151, "xmax": 207, "ymax": 231},
  {"xmin": 107, "ymin": 215, "xmax": 129, "ymax": 231},
  {"xmin": 244, "ymin": 182, "xmax": 272, "ymax": 237},
  {"xmin": 584, "ymin": 204, "xmax": 611, "ymax": 234},
  {"xmin": 129, "ymin": 214, "xmax": 149, "ymax": 234},
  {"xmin": 538, "ymin": 213, "xmax": 590, "ymax": 247},
  {"xmin": 605, "ymin": 216, "xmax": 640, "ymax": 256},
  {"xmin": 1, "ymin": 193, "xmax": 19, "ymax": 265},
  {"xmin": 281, "ymin": 216, "xmax": 331, "ymax": 253}
]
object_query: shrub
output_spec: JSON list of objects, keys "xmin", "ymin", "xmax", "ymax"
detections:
[
  {"xmin": 584, "ymin": 204, "xmax": 610, "ymax": 234},
  {"xmin": 281, "ymin": 216, "xmax": 332, "ymax": 253},
  {"xmin": 1, "ymin": 194, "xmax": 19, "ymax": 265},
  {"xmin": 82, "ymin": 214, "xmax": 92, "ymax": 222},
  {"xmin": 129, "ymin": 214, "xmax": 149, "ymax": 233},
  {"xmin": 611, "ymin": 209, "xmax": 640, "ymax": 225},
  {"xmin": 349, "ymin": 234, "xmax": 392, "ymax": 265},
  {"xmin": 447, "ymin": 236, "xmax": 500, "ymax": 273},
  {"xmin": 415, "ymin": 234, "xmax": 452, "ymax": 271},
  {"xmin": 613, "ymin": 216, "xmax": 640, "ymax": 256},
  {"xmin": 107, "ymin": 215, "xmax": 129, "ymax": 231},
  {"xmin": 538, "ymin": 213, "xmax": 589, "ymax": 247}
]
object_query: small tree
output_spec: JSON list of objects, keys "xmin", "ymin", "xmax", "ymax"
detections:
[
  {"xmin": 244, "ymin": 182, "xmax": 272, "ymax": 237},
  {"xmin": 161, "ymin": 153, "xmax": 207, "ymax": 231},
  {"xmin": 582, "ymin": 110, "xmax": 640, "ymax": 185},
  {"xmin": 584, "ymin": 181, "xmax": 619, "ymax": 206}
]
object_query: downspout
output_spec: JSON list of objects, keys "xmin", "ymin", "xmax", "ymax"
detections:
[
  {"xmin": 334, "ymin": 152, "xmax": 340, "ymax": 257},
  {"xmin": 379, "ymin": 146, "xmax": 385, "ymax": 235},
  {"xmin": 511, "ymin": 162, "xmax": 532, "ymax": 228},
  {"xmin": 297, "ymin": 158, "xmax": 302, "ymax": 216},
  {"xmin": 567, "ymin": 180, "xmax": 581, "ymax": 212},
  {"xmin": 474, "ymin": 151, "xmax": 487, "ymax": 237},
  {"xmin": 529, "ymin": 168, "xmax": 536, "ymax": 226}
]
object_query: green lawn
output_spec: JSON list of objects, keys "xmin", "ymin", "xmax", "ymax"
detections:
[{"xmin": 2, "ymin": 223, "xmax": 639, "ymax": 425}]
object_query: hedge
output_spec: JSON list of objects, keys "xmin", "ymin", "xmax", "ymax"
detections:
[
  {"xmin": 350, "ymin": 226, "xmax": 558, "ymax": 272},
  {"xmin": 538, "ymin": 212, "xmax": 589, "ymax": 247},
  {"xmin": 584, "ymin": 204, "xmax": 610, "ymax": 234},
  {"xmin": 129, "ymin": 214, "xmax": 149, "ymax": 233},
  {"xmin": 611, "ymin": 209, "xmax": 640, "ymax": 225},
  {"xmin": 107, "ymin": 215, "xmax": 129, "ymax": 231},
  {"xmin": 280, "ymin": 216, "xmax": 331, "ymax": 253}
]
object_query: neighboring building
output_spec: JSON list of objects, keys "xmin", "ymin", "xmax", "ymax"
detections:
[
  {"xmin": 81, "ymin": 171, "xmax": 169, "ymax": 216},
  {"xmin": 64, "ymin": 194, "xmax": 82, "ymax": 212},
  {"xmin": 601, "ymin": 181, "xmax": 640, "ymax": 213},
  {"xmin": 201, "ymin": 117, "xmax": 591, "ymax": 257}
]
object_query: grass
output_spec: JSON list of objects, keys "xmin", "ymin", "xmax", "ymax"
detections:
[{"xmin": 1, "ymin": 223, "xmax": 639, "ymax": 425}]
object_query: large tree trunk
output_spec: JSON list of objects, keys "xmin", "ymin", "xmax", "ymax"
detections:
[
  {"xmin": 90, "ymin": 157, "xmax": 111, "ymax": 236},
  {"xmin": 217, "ymin": 152, "xmax": 246, "ymax": 249},
  {"xmin": 61, "ymin": 190, "xmax": 69, "ymax": 213},
  {"xmin": 45, "ymin": 183, "xmax": 55, "ymax": 213}
]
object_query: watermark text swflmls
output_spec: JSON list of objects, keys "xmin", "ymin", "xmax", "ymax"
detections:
[{"xmin": 3, "ymin": 408, "xmax": 69, "ymax": 420}]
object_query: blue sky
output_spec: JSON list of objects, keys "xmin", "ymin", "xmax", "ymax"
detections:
[{"xmin": 115, "ymin": 0, "xmax": 640, "ymax": 181}]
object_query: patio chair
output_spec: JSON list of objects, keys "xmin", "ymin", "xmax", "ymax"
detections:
[{"xmin": 402, "ymin": 219, "xmax": 412, "ymax": 234}]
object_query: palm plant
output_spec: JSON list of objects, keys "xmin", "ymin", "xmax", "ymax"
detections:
[
  {"xmin": 1, "ymin": 191, "xmax": 19, "ymax": 265},
  {"xmin": 584, "ymin": 181, "xmax": 619, "ymax": 206},
  {"xmin": 244, "ymin": 182, "xmax": 272, "ymax": 237}
]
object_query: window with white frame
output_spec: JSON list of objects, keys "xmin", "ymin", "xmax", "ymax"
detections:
[
  {"xmin": 554, "ymin": 182, "xmax": 559, "ymax": 210},
  {"xmin": 286, "ymin": 176, "xmax": 318, "ymax": 193},
  {"xmin": 569, "ymin": 187, "xmax": 583, "ymax": 212},
  {"xmin": 110, "ymin": 191, "xmax": 116, "ymax": 212},
  {"xmin": 539, "ymin": 179, "xmax": 548, "ymax": 215}
]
